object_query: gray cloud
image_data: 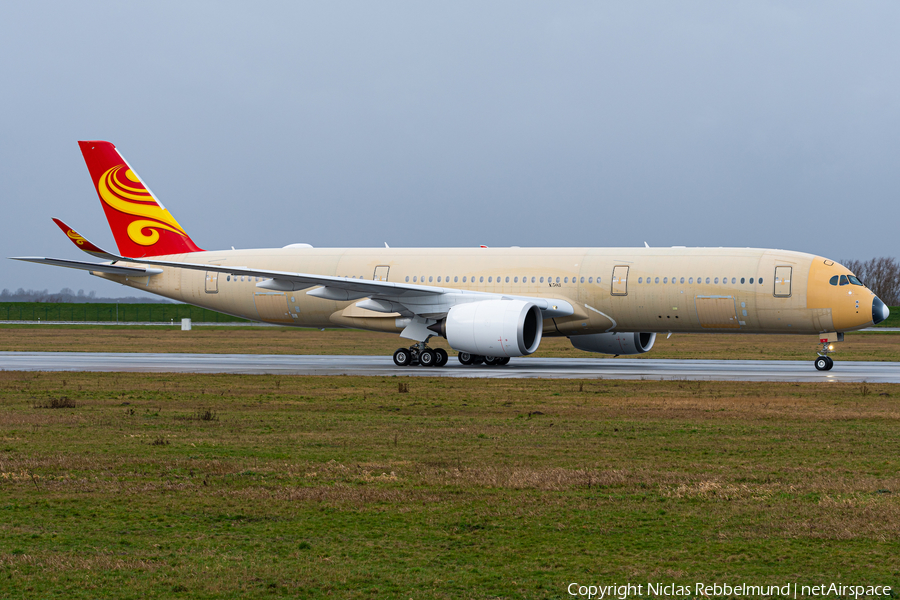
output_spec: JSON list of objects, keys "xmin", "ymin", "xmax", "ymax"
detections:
[{"xmin": 2, "ymin": 1, "xmax": 898, "ymax": 296}]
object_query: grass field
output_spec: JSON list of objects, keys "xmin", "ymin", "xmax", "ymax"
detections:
[
  {"xmin": 0, "ymin": 302, "xmax": 897, "ymax": 327},
  {"xmin": 1, "ymin": 324, "xmax": 899, "ymax": 362},
  {"xmin": 0, "ymin": 302, "xmax": 248, "ymax": 323},
  {"xmin": 0, "ymin": 372, "xmax": 897, "ymax": 598}
]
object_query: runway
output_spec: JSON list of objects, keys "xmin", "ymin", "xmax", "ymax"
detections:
[{"xmin": 1, "ymin": 351, "xmax": 899, "ymax": 382}]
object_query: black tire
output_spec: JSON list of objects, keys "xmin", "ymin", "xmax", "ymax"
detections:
[
  {"xmin": 434, "ymin": 348, "xmax": 449, "ymax": 367},
  {"xmin": 458, "ymin": 352, "xmax": 473, "ymax": 365},
  {"xmin": 815, "ymin": 357, "xmax": 829, "ymax": 371},
  {"xmin": 483, "ymin": 356, "xmax": 498, "ymax": 366},
  {"xmin": 825, "ymin": 356, "xmax": 834, "ymax": 371},
  {"xmin": 419, "ymin": 349, "xmax": 436, "ymax": 367},
  {"xmin": 496, "ymin": 357, "xmax": 510, "ymax": 366},
  {"xmin": 393, "ymin": 348, "xmax": 411, "ymax": 367}
]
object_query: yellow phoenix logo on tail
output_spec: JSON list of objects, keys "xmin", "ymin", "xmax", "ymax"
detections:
[
  {"xmin": 97, "ymin": 165, "xmax": 190, "ymax": 246},
  {"xmin": 66, "ymin": 229, "xmax": 87, "ymax": 245}
]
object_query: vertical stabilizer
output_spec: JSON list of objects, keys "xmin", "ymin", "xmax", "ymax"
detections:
[{"xmin": 78, "ymin": 141, "xmax": 202, "ymax": 258}]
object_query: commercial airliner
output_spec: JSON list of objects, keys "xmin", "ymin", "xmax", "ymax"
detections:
[{"xmin": 12, "ymin": 141, "xmax": 890, "ymax": 371}]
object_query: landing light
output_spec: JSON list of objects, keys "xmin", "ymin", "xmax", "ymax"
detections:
[{"xmin": 828, "ymin": 344, "xmax": 834, "ymax": 351}]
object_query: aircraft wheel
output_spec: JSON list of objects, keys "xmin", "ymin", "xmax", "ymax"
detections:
[
  {"xmin": 419, "ymin": 349, "xmax": 436, "ymax": 367},
  {"xmin": 434, "ymin": 348, "xmax": 449, "ymax": 367},
  {"xmin": 483, "ymin": 356, "xmax": 498, "ymax": 366},
  {"xmin": 824, "ymin": 356, "xmax": 834, "ymax": 370},
  {"xmin": 393, "ymin": 348, "xmax": 412, "ymax": 367},
  {"xmin": 458, "ymin": 352, "xmax": 473, "ymax": 365},
  {"xmin": 471, "ymin": 355, "xmax": 485, "ymax": 365},
  {"xmin": 496, "ymin": 357, "xmax": 510, "ymax": 366},
  {"xmin": 814, "ymin": 356, "xmax": 829, "ymax": 371}
]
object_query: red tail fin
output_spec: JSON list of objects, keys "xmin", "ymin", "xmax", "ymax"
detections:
[{"xmin": 78, "ymin": 141, "xmax": 202, "ymax": 258}]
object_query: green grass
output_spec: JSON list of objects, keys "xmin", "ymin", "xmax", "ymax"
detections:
[
  {"xmin": 0, "ymin": 372, "xmax": 898, "ymax": 598},
  {"xmin": 0, "ymin": 302, "xmax": 247, "ymax": 323}
]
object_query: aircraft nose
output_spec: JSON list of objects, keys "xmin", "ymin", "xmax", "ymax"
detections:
[{"xmin": 872, "ymin": 296, "xmax": 890, "ymax": 325}]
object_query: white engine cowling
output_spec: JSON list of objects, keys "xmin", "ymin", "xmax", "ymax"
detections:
[
  {"xmin": 569, "ymin": 332, "xmax": 656, "ymax": 355},
  {"xmin": 445, "ymin": 300, "xmax": 543, "ymax": 357}
]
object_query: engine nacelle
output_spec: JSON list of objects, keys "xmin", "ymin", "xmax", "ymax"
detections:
[
  {"xmin": 569, "ymin": 332, "xmax": 656, "ymax": 355},
  {"xmin": 443, "ymin": 300, "xmax": 543, "ymax": 357}
]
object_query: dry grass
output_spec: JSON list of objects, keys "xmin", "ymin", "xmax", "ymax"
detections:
[
  {"xmin": 0, "ymin": 371, "xmax": 898, "ymax": 597},
  {"xmin": 1, "ymin": 323, "xmax": 899, "ymax": 361}
]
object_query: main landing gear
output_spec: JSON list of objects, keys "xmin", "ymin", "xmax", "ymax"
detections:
[
  {"xmin": 457, "ymin": 352, "xmax": 510, "ymax": 367},
  {"xmin": 393, "ymin": 343, "xmax": 449, "ymax": 368},
  {"xmin": 814, "ymin": 338, "xmax": 836, "ymax": 371}
]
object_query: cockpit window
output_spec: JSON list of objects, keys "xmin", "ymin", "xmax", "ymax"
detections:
[
  {"xmin": 848, "ymin": 275, "xmax": 863, "ymax": 286},
  {"xmin": 839, "ymin": 275, "xmax": 849, "ymax": 286},
  {"xmin": 829, "ymin": 275, "xmax": 839, "ymax": 286}
]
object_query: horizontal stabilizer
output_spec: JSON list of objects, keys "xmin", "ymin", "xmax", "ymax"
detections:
[
  {"xmin": 51, "ymin": 218, "xmax": 118, "ymax": 260},
  {"xmin": 10, "ymin": 257, "xmax": 163, "ymax": 276}
]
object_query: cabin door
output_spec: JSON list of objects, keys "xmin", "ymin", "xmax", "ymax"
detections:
[
  {"xmin": 611, "ymin": 266, "xmax": 629, "ymax": 296},
  {"xmin": 373, "ymin": 266, "xmax": 390, "ymax": 281},
  {"xmin": 204, "ymin": 271, "xmax": 218, "ymax": 293},
  {"xmin": 774, "ymin": 266, "xmax": 792, "ymax": 297}
]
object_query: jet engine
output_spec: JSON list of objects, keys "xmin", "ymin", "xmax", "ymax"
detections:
[
  {"xmin": 430, "ymin": 300, "xmax": 543, "ymax": 357},
  {"xmin": 569, "ymin": 332, "xmax": 656, "ymax": 355}
]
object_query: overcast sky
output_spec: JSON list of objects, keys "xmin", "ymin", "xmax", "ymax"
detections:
[{"xmin": 2, "ymin": 1, "xmax": 898, "ymax": 297}]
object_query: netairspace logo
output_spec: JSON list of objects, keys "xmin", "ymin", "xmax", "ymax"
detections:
[{"xmin": 566, "ymin": 582, "xmax": 894, "ymax": 599}]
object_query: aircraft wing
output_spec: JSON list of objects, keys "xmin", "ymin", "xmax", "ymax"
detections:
[
  {"xmin": 10, "ymin": 257, "xmax": 163, "ymax": 276},
  {"xmin": 93, "ymin": 254, "xmax": 575, "ymax": 320}
]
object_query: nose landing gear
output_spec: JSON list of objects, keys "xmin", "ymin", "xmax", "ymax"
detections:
[{"xmin": 814, "ymin": 335, "xmax": 840, "ymax": 371}]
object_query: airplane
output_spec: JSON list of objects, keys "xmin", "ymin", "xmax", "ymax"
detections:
[{"xmin": 12, "ymin": 141, "xmax": 890, "ymax": 371}]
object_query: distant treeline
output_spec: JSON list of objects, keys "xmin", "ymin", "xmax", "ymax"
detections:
[
  {"xmin": 0, "ymin": 288, "xmax": 171, "ymax": 304},
  {"xmin": 0, "ymin": 302, "xmax": 248, "ymax": 323},
  {"xmin": 842, "ymin": 257, "xmax": 900, "ymax": 306}
]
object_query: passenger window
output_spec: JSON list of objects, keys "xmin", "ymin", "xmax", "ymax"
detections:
[
  {"xmin": 588, "ymin": 277, "xmax": 593, "ymax": 283},
  {"xmin": 540, "ymin": 277, "xmax": 544, "ymax": 283},
  {"xmin": 531, "ymin": 276, "xmax": 536, "ymax": 283},
  {"xmin": 437, "ymin": 276, "xmax": 441, "ymax": 282},
  {"xmin": 429, "ymin": 276, "xmax": 433, "ymax": 282},
  {"xmin": 506, "ymin": 276, "xmax": 510, "ymax": 283},
  {"xmin": 454, "ymin": 276, "xmax": 458, "ymax": 283},
  {"xmin": 597, "ymin": 276, "xmax": 601, "ymax": 283},
  {"xmin": 653, "ymin": 277, "xmax": 658, "ymax": 284},
  {"xmin": 580, "ymin": 276, "xmax": 585, "ymax": 283},
  {"xmin": 556, "ymin": 277, "xmax": 561, "ymax": 283},
  {"xmin": 514, "ymin": 277, "xmax": 518, "ymax": 283},
  {"xmin": 638, "ymin": 277, "xmax": 643, "ymax": 283},
  {"xmin": 680, "ymin": 277, "xmax": 685, "ymax": 284},
  {"xmin": 564, "ymin": 277, "xmax": 568, "ymax": 283},
  {"xmin": 849, "ymin": 275, "xmax": 862, "ymax": 286},
  {"xmin": 758, "ymin": 278, "xmax": 763, "ymax": 284},
  {"xmin": 479, "ymin": 276, "xmax": 484, "ymax": 283},
  {"xmin": 741, "ymin": 277, "xmax": 745, "ymax": 284},
  {"xmin": 705, "ymin": 277, "xmax": 710, "ymax": 284},
  {"xmin": 714, "ymin": 277, "xmax": 718, "ymax": 284},
  {"xmin": 488, "ymin": 276, "xmax": 492, "ymax": 283},
  {"xmin": 731, "ymin": 277, "xmax": 736, "ymax": 284},
  {"xmin": 749, "ymin": 278, "xmax": 754, "ymax": 284},
  {"xmin": 405, "ymin": 276, "xmax": 409, "ymax": 282},
  {"xmin": 688, "ymin": 277, "xmax": 693, "ymax": 284},
  {"xmin": 839, "ymin": 275, "xmax": 849, "ymax": 286}
]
